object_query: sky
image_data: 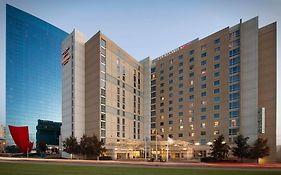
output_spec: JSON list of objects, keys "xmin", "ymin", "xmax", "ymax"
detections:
[{"xmin": 0, "ymin": 0, "xmax": 280, "ymax": 143}]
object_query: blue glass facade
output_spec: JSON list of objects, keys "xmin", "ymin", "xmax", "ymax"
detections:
[{"xmin": 6, "ymin": 5, "xmax": 68, "ymax": 145}]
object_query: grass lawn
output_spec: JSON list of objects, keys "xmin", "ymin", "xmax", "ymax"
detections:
[{"xmin": 0, "ymin": 162, "xmax": 280, "ymax": 175}]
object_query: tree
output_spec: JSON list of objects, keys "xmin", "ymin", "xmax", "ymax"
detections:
[
  {"xmin": 5, "ymin": 145, "xmax": 20, "ymax": 153},
  {"xmin": 210, "ymin": 135, "xmax": 230, "ymax": 161},
  {"xmin": 232, "ymin": 134, "xmax": 250, "ymax": 161},
  {"xmin": 38, "ymin": 141, "xmax": 47, "ymax": 158},
  {"xmin": 249, "ymin": 138, "xmax": 269, "ymax": 164},
  {"xmin": 63, "ymin": 136, "xmax": 80, "ymax": 159},
  {"xmin": 80, "ymin": 134, "xmax": 105, "ymax": 159}
]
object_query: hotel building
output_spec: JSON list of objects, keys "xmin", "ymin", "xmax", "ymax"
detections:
[
  {"xmin": 62, "ymin": 30, "xmax": 151, "ymax": 159},
  {"xmin": 62, "ymin": 17, "xmax": 276, "ymax": 162}
]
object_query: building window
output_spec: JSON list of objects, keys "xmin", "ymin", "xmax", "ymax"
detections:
[
  {"xmin": 214, "ymin": 55, "xmax": 220, "ymax": 61},
  {"xmin": 189, "ymin": 95, "xmax": 194, "ymax": 100},
  {"xmin": 229, "ymin": 48, "xmax": 240, "ymax": 57},
  {"xmin": 201, "ymin": 76, "xmax": 207, "ymax": 81},
  {"xmin": 214, "ymin": 121, "xmax": 220, "ymax": 127},
  {"xmin": 229, "ymin": 56, "xmax": 240, "ymax": 66},
  {"xmin": 213, "ymin": 113, "xmax": 220, "ymax": 119},
  {"xmin": 189, "ymin": 87, "xmax": 194, "ymax": 92},
  {"xmin": 179, "ymin": 55, "xmax": 183, "ymax": 61},
  {"xmin": 189, "ymin": 65, "xmax": 194, "ymax": 70},
  {"xmin": 201, "ymin": 68, "xmax": 206, "ymax": 74},
  {"xmin": 229, "ymin": 110, "xmax": 239, "ymax": 118},
  {"xmin": 201, "ymin": 107, "xmax": 206, "ymax": 112},
  {"xmin": 188, "ymin": 80, "xmax": 193, "ymax": 86},
  {"xmin": 201, "ymin": 60, "xmax": 207, "ymax": 66},
  {"xmin": 229, "ymin": 92, "xmax": 240, "ymax": 101},
  {"xmin": 101, "ymin": 39, "xmax": 106, "ymax": 47},
  {"xmin": 213, "ymin": 97, "xmax": 220, "ymax": 103},
  {"xmin": 214, "ymin": 88, "xmax": 220, "ymax": 94},
  {"xmin": 229, "ymin": 101, "xmax": 240, "ymax": 109},
  {"xmin": 169, "ymin": 66, "xmax": 173, "ymax": 71},
  {"xmin": 214, "ymin": 80, "xmax": 220, "ymax": 86},
  {"xmin": 189, "ymin": 72, "xmax": 194, "ymax": 78},
  {"xmin": 179, "ymin": 76, "xmax": 183, "ymax": 81},
  {"xmin": 214, "ymin": 105, "xmax": 220, "ymax": 110},
  {"xmin": 214, "ymin": 63, "xmax": 220, "ymax": 69},
  {"xmin": 201, "ymin": 115, "xmax": 207, "ymax": 120},
  {"xmin": 214, "ymin": 130, "xmax": 220, "ymax": 135},
  {"xmin": 229, "ymin": 83, "xmax": 240, "ymax": 92},
  {"xmin": 179, "ymin": 69, "xmax": 183, "ymax": 74},
  {"xmin": 214, "ymin": 71, "xmax": 220, "ymax": 78},
  {"xmin": 189, "ymin": 50, "xmax": 195, "ymax": 55},
  {"xmin": 229, "ymin": 74, "xmax": 240, "ymax": 83},
  {"xmin": 189, "ymin": 57, "xmax": 195, "ymax": 63},
  {"xmin": 201, "ymin": 123, "xmax": 206, "ymax": 128},
  {"xmin": 214, "ymin": 38, "xmax": 220, "ymax": 45},
  {"xmin": 201, "ymin": 131, "xmax": 206, "ymax": 136},
  {"xmin": 201, "ymin": 84, "xmax": 207, "ymax": 89},
  {"xmin": 201, "ymin": 52, "xmax": 207, "ymax": 58},
  {"xmin": 178, "ymin": 83, "xmax": 183, "ymax": 88},
  {"xmin": 201, "ymin": 92, "xmax": 207, "ymax": 97},
  {"xmin": 229, "ymin": 65, "xmax": 240, "ymax": 74},
  {"xmin": 214, "ymin": 47, "xmax": 220, "ymax": 52}
]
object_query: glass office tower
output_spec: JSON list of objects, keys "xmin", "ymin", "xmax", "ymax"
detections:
[{"xmin": 6, "ymin": 4, "xmax": 68, "ymax": 145}]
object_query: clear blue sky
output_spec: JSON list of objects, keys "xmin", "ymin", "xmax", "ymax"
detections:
[{"xmin": 0, "ymin": 0, "xmax": 280, "ymax": 144}]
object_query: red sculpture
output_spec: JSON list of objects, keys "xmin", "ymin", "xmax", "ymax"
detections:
[{"xmin": 8, "ymin": 125, "xmax": 33, "ymax": 153}]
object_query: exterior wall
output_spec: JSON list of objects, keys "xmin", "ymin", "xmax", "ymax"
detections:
[
  {"xmin": 62, "ymin": 30, "xmax": 86, "ymax": 142},
  {"xmin": 240, "ymin": 17, "xmax": 259, "ymax": 144},
  {"xmin": 153, "ymin": 28, "xmax": 229, "ymax": 146},
  {"xmin": 100, "ymin": 33, "xmax": 144, "ymax": 143},
  {"xmin": 6, "ymin": 5, "xmax": 67, "ymax": 145},
  {"xmin": 140, "ymin": 57, "xmax": 152, "ymax": 157},
  {"xmin": 85, "ymin": 32, "xmax": 101, "ymax": 137},
  {"xmin": 84, "ymin": 32, "xmax": 146, "ymax": 159},
  {"xmin": 62, "ymin": 34, "xmax": 73, "ymax": 141},
  {"xmin": 258, "ymin": 22, "xmax": 277, "ymax": 162}
]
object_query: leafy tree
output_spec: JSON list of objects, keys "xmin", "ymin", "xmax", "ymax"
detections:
[
  {"xmin": 210, "ymin": 135, "xmax": 230, "ymax": 160},
  {"xmin": 232, "ymin": 134, "xmax": 250, "ymax": 161},
  {"xmin": 80, "ymin": 134, "xmax": 105, "ymax": 159},
  {"xmin": 63, "ymin": 136, "xmax": 80, "ymax": 158},
  {"xmin": 249, "ymin": 138, "xmax": 269, "ymax": 164},
  {"xmin": 5, "ymin": 145, "xmax": 20, "ymax": 153}
]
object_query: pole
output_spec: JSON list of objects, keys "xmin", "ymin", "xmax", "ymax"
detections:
[
  {"xmin": 155, "ymin": 132, "xmax": 158, "ymax": 161},
  {"xmin": 166, "ymin": 136, "xmax": 169, "ymax": 162},
  {"xmin": 144, "ymin": 137, "xmax": 147, "ymax": 160}
]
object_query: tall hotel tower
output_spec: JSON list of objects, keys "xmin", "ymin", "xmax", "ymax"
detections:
[
  {"xmin": 62, "ymin": 17, "xmax": 276, "ymax": 162},
  {"xmin": 62, "ymin": 31, "xmax": 151, "ymax": 159},
  {"xmin": 150, "ymin": 17, "xmax": 276, "ymax": 162}
]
